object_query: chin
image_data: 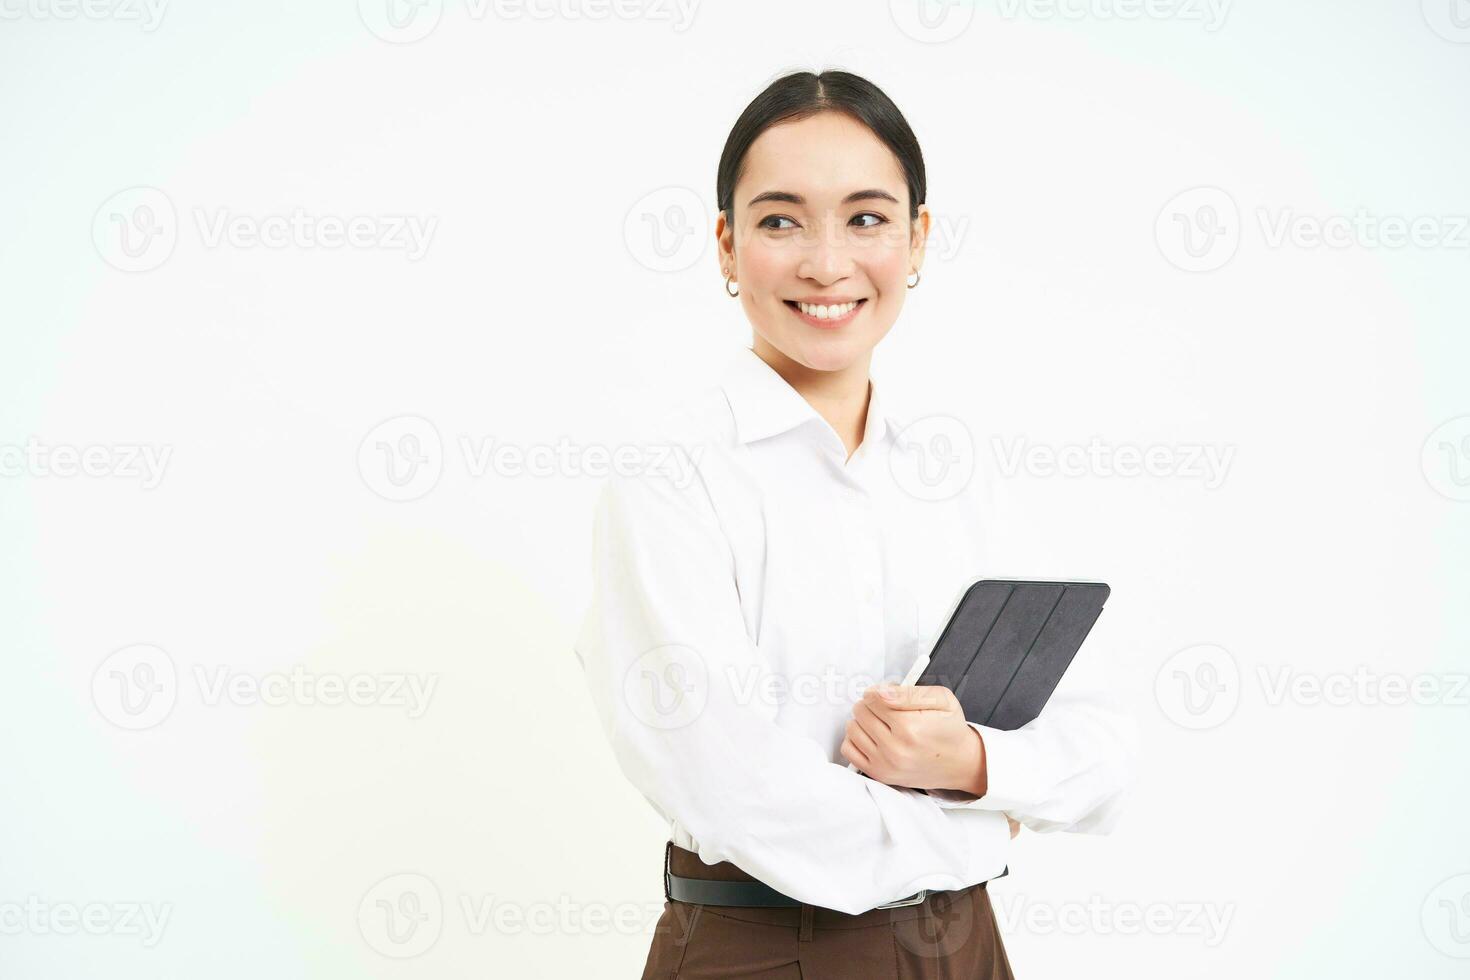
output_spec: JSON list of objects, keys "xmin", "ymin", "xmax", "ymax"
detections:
[{"xmin": 783, "ymin": 335, "xmax": 873, "ymax": 373}]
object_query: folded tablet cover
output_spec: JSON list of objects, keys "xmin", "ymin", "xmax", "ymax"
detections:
[{"xmin": 915, "ymin": 579, "xmax": 1109, "ymax": 731}]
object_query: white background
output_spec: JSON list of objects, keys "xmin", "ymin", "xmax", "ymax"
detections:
[{"xmin": 2, "ymin": 1, "xmax": 1468, "ymax": 976}]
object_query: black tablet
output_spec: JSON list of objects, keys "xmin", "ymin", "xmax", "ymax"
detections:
[{"xmin": 913, "ymin": 579, "xmax": 1110, "ymax": 731}]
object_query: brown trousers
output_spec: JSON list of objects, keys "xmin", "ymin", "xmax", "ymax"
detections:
[{"xmin": 641, "ymin": 843, "xmax": 1016, "ymax": 979}]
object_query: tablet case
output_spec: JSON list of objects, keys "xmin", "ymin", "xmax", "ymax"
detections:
[{"xmin": 913, "ymin": 579, "xmax": 1109, "ymax": 731}]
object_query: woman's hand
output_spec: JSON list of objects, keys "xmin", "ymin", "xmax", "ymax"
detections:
[{"xmin": 840, "ymin": 683, "xmax": 987, "ymax": 796}]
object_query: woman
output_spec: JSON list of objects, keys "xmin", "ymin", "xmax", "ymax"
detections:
[{"xmin": 575, "ymin": 69, "xmax": 1136, "ymax": 978}]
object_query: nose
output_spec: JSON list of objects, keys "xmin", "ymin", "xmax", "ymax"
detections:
[{"xmin": 796, "ymin": 214, "xmax": 853, "ymax": 285}]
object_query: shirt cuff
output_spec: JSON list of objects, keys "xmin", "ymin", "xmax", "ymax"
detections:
[
  {"xmin": 928, "ymin": 722, "xmax": 1040, "ymax": 812},
  {"xmin": 949, "ymin": 805, "xmax": 1012, "ymax": 886}
]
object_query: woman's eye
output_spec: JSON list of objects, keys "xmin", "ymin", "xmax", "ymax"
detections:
[
  {"xmin": 852, "ymin": 212, "xmax": 888, "ymax": 228},
  {"xmin": 760, "ymin": 215, "xmax": 798, "ymax": 230}
]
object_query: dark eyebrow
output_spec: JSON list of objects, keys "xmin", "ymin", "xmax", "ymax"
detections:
[{"xmin": 746, "ymin": 188, "xmax": 901, "ymax": 208}]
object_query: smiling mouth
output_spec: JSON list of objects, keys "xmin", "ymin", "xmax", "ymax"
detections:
[{"xmin": 783, "ymin": 298, "xmax": 868, "ymax": 327}]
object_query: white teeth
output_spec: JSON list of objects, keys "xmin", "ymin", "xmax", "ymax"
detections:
[{"xmin": 796, "ymin": 300, "xmax": 859, "ymax": 318}]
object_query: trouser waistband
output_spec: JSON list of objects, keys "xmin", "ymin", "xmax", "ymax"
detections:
[{"xmin": 662, "ymin": 842, "xmax": 991, "ymax": 924}]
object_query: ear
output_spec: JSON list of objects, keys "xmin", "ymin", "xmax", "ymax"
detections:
[
  {"xmin": 715, "ymin": 208, "xmax": 737, "ymax": 278},
  {"xmin": 909, "ymin": 204, "xmax": 932, "ymax": 276}
]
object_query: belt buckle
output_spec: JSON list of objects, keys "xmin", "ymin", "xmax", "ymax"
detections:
[{"xmin": 875, "ymin": 889, "xmax": 928, "ymax": 909}]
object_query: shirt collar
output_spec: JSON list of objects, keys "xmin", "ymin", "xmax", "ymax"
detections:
[{"xmin": 719, "ymin": 346, "xmax": 908, "ymax": 447}]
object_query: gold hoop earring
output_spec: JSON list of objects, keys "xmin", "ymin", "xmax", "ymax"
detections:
[
  {"xmin": 906, "ymin": 270, "xmax": 921, "ymax": 289},
  {"xmin": 724, "ymin": 269, "xmax": 739, "ymax": 298}
]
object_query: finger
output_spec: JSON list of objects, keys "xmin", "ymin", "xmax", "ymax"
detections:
[
  {"xmin": 846, "ymin": 717, "xmax": 883, "ymax": 762},
  {"xmin": 859, "ymin": 695, "xmax": 904, "ymax": 725},
  {"xmin": 860, "ymin": 686, "xmax": 902, "ymax": 716},
  {"xmin": 840, "ymin": 735, "xmax": 870, "ymax": 768},
  {"xmin": 852, "ymin": 699, "xmax": 892, "ymax": 737},
  {"xmin": 864, "ymin": 683, "xmax": 950, "ymax": 712}
]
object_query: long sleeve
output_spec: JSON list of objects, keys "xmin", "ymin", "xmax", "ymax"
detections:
[
  {"xmin": 924, "ymin": 608, "xmax": 1139, "ymax": 833},
  {"xmin": 573, "ymin": 462, "xmax": 1011, "ymax": 916}
]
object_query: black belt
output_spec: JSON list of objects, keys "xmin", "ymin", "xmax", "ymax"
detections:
[{"xmin": 663, "ymin": 846, "xmax": 1008, "ymax": 911}]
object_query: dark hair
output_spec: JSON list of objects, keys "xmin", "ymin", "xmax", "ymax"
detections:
[{"xmin": 716, "ymin": 70, "xmax": 926, "ymax": 226}]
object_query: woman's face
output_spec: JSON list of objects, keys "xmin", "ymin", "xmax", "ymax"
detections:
[{"xmin": 717, "ymin": 110, "xmax": 930, "ymax": 374}]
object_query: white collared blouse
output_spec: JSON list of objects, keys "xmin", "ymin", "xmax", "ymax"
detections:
[{"xmin": 574, "ymin": 346, "xmax": 1136, "ymax": 915}]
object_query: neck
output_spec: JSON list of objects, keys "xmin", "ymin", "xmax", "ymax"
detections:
[{"xmin": 751, "ymin": 337, "xmax": 873, "ymax": 461}]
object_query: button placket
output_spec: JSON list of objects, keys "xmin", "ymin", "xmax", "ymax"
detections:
[{"xmin": 838, "ymin": 481, "xmax": 885, "ymax": 681}]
